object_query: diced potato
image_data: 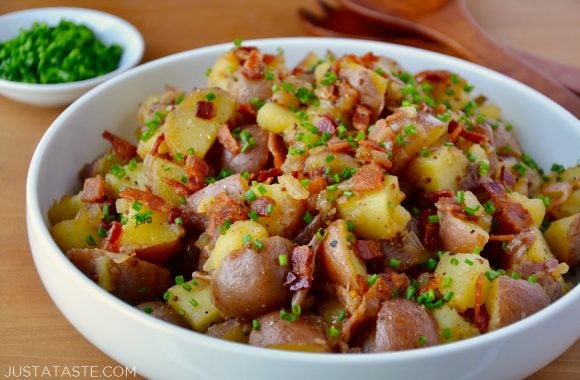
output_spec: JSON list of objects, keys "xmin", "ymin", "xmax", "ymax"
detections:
[
  {"xmin": 313, "ymin": 60, "xmax": 332, "ymax": 83},
  {"xmin": 544, "ymin": 214, "xmax": 580, "ymax": 265},
  {"xmin": 48, "ymin": 192, "xmax": 83, "ymax": 225},
  {"xmin": 320, "ymin": 220, "xmax": 367, "ymax": 292},
  {"xmin": 207, "ymin": 320, "xmax": 251, "ymax": 344},
  {"xmin": 257, "ymin": 102, "xmax": 299, "ymax": 134},
  {"xmin": 405, "ymin": 145, "xmax": 469, "ymax": 192},
  {"xmin": 303, "ymin": 147, "xmax": 360, "ymax": 176},
  {"xmin": 525, "ymin": 227, "xmax": 555, "ymax": 264},
  {"xmin": 435, "ymin": 253, "xmax": 491, "ymax": 312},
  {"xmin": 51, "ymin": 205, "xmax": 103, "ymax": 252},
  {"xmin": 337, "ymin": 175, "xmax": 410, "ymax": 240},
  {"xmin": 316, "ymin": 295, "xmax": 346, "ymax": 328},
  {"xmin": 339, "ymin": 62, "xmax": 389, "ymax": 97},
  {"xmin": 507, "ymin": 192, "xmax": 546, "ymax": 227},
  {"xmin": 207, "ymin": 51, "xmax": 241, "ymax": 90},
  {"xmin": 136, "ymin": 129, "xmax": 170, "ymax": 159},
  {"xmin": 166, "ymin": 278, "xmax": 222, "ymax": 332},
  {"xmin": 478, "ymin": 103, "xmax": 502, "ymax": 120},
  {"xmin": 249, "ymin": 183, "xmax": 305, "ymax": 238},
  {"xmin": 143, "ymin": 154, "xmax": 188, "ymax": 206},
  {"xmin": 67, "ymin": 248, "xmax": 172, "ymax": 305},
  {"xmin": 430, "ymin": 304, "xmax": 480, "ymax": 343},
  {"xmin": 466, "ymin": 144, "xmax": 488, "ymax": 163},
  {"xmin": 115, "ymin": 198, "xmax": 184, "ymax": 264},
  {"xmin": 164, "ymin": 87, "xmax": 236, "ymax": 157},
  {"xmin": 485, "ymin": 276, "xmax": 550, "ymax": 330},
  {"xmin": 204, "ymin": 220, "xmax": 269, "ymax": 271},
  {"xmin": 104, "ymin": 161, "xmax": 147, "ymax": 197},
  {"xmin": 545, "ymin": 165, "xmax": 580, "ymax": 219}
]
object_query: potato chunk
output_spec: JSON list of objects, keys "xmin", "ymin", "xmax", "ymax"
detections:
[
  {"xmin": 249, "ymin": 183, "xmax": 305, "ymax": 238},
  {"xmin": 544, "ymin": 213, "xmax": 580, "ymax": 265},
  {"xmin": 67, "ymin": 248, "xmax": 172, "ymax": 305},
  {"xmin": 431, "ymin": 304, "xmax": 480, "ymax": 343},
  {"xmin": 337, "ymin": 175, "xmax": 410, "ymax": 240},
  {"xmin": 257, "ymin": 102, "xmax": 299, "ymax": 134},
  {"xmin": 405, "ymin": 145, "xmax": 469, "ymax": 192},
  {"xmin": 143, "ymin": 154, "xmax": 188, "ymax": 206},
  {"xmin": 434, "ymin": 253, "xmax": 491, "ymax": 312},
  {"xmin": 166, "ymin": 277, "xmax": 222, "ymax": 332},
  {"xmin": 164, "ymin": 87, "xmax": 236, "ymax": 157},
  {"xmin": 485, "ymin": 276, "xmax": 550, "ymax": 330}
]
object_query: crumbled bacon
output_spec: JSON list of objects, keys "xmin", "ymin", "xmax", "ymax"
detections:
[
  {"xmin": 328, "ymin": 137, "xmax": 353, "ymax": 153},
  {"xmin": 267, "ymin": 133, "xmax": 287, "ymax": 169},
  {"xmin": 460, "ymin": 128, "xmax": 488, "ymax": 143},
  {"xmin": 217, "ymin": 124, "xmax": 240, "ymax": 155},
  {"xmin": 233, "ymin": 46, "xmax": 258, "ymax": 62},
  {"xmin": 316, "ymin": 116, "xmax": 337, "ymax": 135},
  {"xmin": 256, "ymin": 167, "xmax": 283, "ymax": 183},
  {"xmin": 119, "ymin": 188, "xmax": 176, "ymax": 215},
  {"xmin": 151, "ymin": 133, "xmax": 167, "ymax": 157},
  {"xmin": 422, "ymin": 189, "xmax": 454, "ymax": 202},
  {"xmin": 195, "ymin": 101, "xmax": 216, "ymax": 120},
  {"xmin": 368, "ymin": 118, "xmax": 395, "ymax": 145},
  {"xmin": 81, "ymin": 175, "xmax": 105, "ymax": 202},
  {"xmin": 185, "ymin": 155, "xmax": 210, "ymax": 192},
  {"xmin": 285, "ymin": 245, "xmax": 315, "ymax": 291},
  {"xmin": 241, "ymin": 49, "xmax": 265, "ymax": 79},
  {"xmin": 251, "ymin": 196, "xmax": 275, "ymax": 216},
  {"xmin": 356, "ymin": 141, "xmax": 392, "ymax": 170},
  {"xmin": 354, "ymin": 240, "xmax": 384, "ymax": 261},
  {"xmin": 479, "ymin": 180, "xmax": 533, "ymax": 234},
  {"xmin": 307, "ymin": 176, "xmax": 326, "ymax": 195},
  {"xmin": 207, "ymin": 193, "xmax": 248, "ymax": 238},
  {"xmin": 162, "ymin": 177, "xmax": 192, "ymax": 197},
  {"xmin": 352, "ymin": 104, "xmax": 373, "ymax": 131},
  {"xmin": 102, "ymin": 221, "xmax": 122, "ymax": 252},
  {"xmin": 419, "ymin": 209, "xmax": 443, "ymax": 251},
  {"xmin": 474, "ymin": 273, "xmax": 489, "ymax": 332},
  {"xmin": 237, "ymin": 103, "xmax": 257, "ymax": 123},
  {"xmin": 352, "ymin": 163, "xmax": 384, "ymax": 192},
  {"xmin": 102, "ymin": 130, "xmax": 137, "ymax": 163}
]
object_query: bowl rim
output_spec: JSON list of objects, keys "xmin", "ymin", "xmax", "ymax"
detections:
[
  {"xmin": 26, "ymin": 36, "xmax": 580, "ymax": 366},
  {"xmin": 0, "ymin": 6, "xmax": 144, "ymax": 92}
]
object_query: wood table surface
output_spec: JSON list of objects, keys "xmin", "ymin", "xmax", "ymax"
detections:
[{"xmin": 0, "ymin": 1, "xmax": 578, "ymax": 379}]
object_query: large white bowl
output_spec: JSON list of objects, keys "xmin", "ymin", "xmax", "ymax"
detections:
[
  {"xmin": 26, "ymin": 37, "xmax": 580, "ymax": 380},
  {"xmin": 0, "ymin": 7, "xmax": 144, "ymax": 107}
]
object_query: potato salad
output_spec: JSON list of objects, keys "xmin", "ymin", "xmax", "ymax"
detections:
[{"xmin": 49, "ymin": 41, "xmax": 579, "ymax": 353}]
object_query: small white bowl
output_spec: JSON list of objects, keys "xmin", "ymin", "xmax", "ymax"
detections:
[
  {"xmin": 0, "ymin": 7, "xmax": 144, "ymax": 107},
  {"xmin": 26, "ymin": 38, "xmax": 580, "ymax": 379}
]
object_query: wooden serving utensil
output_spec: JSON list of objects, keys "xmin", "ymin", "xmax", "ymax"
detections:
[
  {"xmin": 338, "ymin": 0, "xmax": 580, "ymax": 118},
  {"xmin": 298, "ymin": 0, "xmax": 580, "ymax": 97}
]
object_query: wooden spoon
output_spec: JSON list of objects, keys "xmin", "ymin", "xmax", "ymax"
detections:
[
  {"xmin": 339, "ymin": 0, "xmax": 580, "ymax": 118},
  {"xmin": 299, "ymin": 0, "xmax": 580, "ymax": 96}
]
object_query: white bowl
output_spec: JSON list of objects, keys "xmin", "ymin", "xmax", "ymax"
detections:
[
  {"xmin": 26, "ymin": 37, "xmax": 580, "ymax": 379},
  {"xmin": 0, "ymin": 7, "xmax": 144, "ymax": 107}
]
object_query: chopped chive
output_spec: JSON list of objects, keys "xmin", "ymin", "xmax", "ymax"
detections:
[
  {"xmin": 455, "ymin": 191, "xmax": 465, "ymax": 204},
  {"xmin": 278, "ymin": 254, "xmax": 288, "ymax": 266},
  {"xmin": 464, "ymin": 205, "xmax": 480, "ymax": 216},
  {"xmin": 252, "ymin": 319, "xmax": 261, "ymax": 330},
  {"xmin": 328, "ymin": 325, "xmax": 340, "ymax": 338},
  {"xmin": 302, "ymin": 211, "xmax": 313, "ymax": 224},
  {"xmin": 367, "ymin": 274, "xmax": 379, "ymax": 286},
  {"xmin": 428, "ymin": 215, "xmax": 439, "ymax": 223},
  {"xmin": 389, "ymin": 258, "xmax": 401, "ymax": 269},
  {"xmin": 248, "ymin": 209, "xmax": 259, "ymax": 221},
  {"xmin": 464, "ymin": 259, "xmax": 474, "ymax": 266}
]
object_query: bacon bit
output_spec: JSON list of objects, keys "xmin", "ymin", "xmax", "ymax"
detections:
[
  {"xmin": 207, "ymin": 193, "xmax": 248, "ymax": 238},
  {"xmin": 419, "ymin": 70, "xmax": 451, "ymax": 83},
  {"xmin": 354, "ymin": 240, "xmax": 384, "ymax": 261},
  {"xmin": 241, "ymin": 49, "xmax": 265, "ymax": 79},
  {"xmin": 356, "ymin": 143, "xmax": 392, "ymax": 170},
  {"xmin": 352, "ymin": 104, "xmax": 373, "ymax": 131},
  {"xmin": 368, "ymin": 119, "xmax": 395, "ymax": 144},
  {"xmin": 420, "ymin": 209, "xmax": 443, "ymax": 251},
  {"xmin": 328, "ymin": 137, "xmax": 353, "ymax": 153},
  {"xmin": 480, "ymin": 180, "xmax": 533, "ymax": 234},
  {"xmin": 489, "ymin": 234, "xmax": 515, "ymax": 242},
  {"xmin": 185, "ymin": 155, "xmax": 210, "ymax": 192},
  {"xmin": 256, "ymin": 167, "xmax": 283, "ymax": 183},
  {"xmin": 81, "ymin": 175, "xmax": 105, "ymax": 202},
  {"xmin": 422, "ymin": 189, "xmax": 454, "ymax": 202},
  {"xmin": 237, "ymin": 103, "xmax": 257, "ymax": 123},
  {"xmin": 162, "ymin": 177, "xmax": 192, "ymax": 197},
  {"xmin": 356, "ymin": 274, "xmax": 369, "ymax": 294},
  {"xmin": 233, "ymin": 46, "xmax": 258, "ymax": 62},
  {"xmin": 119, "ymin": 188, "xmax": 175, "ymax": 214},
  {"xmin": 102, "ymin": 221, "xmax": 122, "ymax": 252},
  {"xmin": 460, "ymin": 128, "xmax": 488, "ymax": 143},
  {"xmin": 448, "ymin": 120, "xmax": 463, "ymax": 143},
  {"xmin": 102, "ymin": 130, "xmax": 137, "ymax": 163},
  {"xmin": 150, "ymin": 133, "xmax": 167, "ymax": 157},
  {"xmin": 285, "ymin": 245, "xmax": 315, "ymax": 291},
  {"xmin": 316, "ymin": 116, "xmax": 337, "ymax": 135},
  {"xmin": 360, "ymin": 52, "xmax": 380, "ymax": 67},
  {"xmin": 217, "ymin": 124, "xmax": 241, "ymax": 155},
  {"xmin": 195, "ymin": 101, "xmax": 216, "ymax": 120},
  {"xmin": 305, "ymin": 176, "xmax": 325, "ymax": 195},
  {"xmin": 474, "ymin": 273, "xmax": 489, "ymax": 332},
  {"xmin": 352, "ymin": 163, "xmax": 384, "ymax": 192},
  {"xmin": 358, "ymin": 139, "xmax": 384, "ymax": 151},
  {"xmin": 267, "ymin": 133, "xmax": 287, "ymax": 169},
  {"xmin": 251, "ymin": 196, "xmax": 275, "ymax": 216}
]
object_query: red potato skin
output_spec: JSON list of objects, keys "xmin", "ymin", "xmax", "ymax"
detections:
[
  {"xmin": 136, "ymin": 301, "xmax": 189, "ymax": 328},
  {"xmin": 486, "ymin": 277, "xmax": 551, "ymax": 331},
  {"xmin": 249, "ymin": 312, "xmax": 332, "ymax": 352},
  {"xmin": 67, "ymin": 248, "xmax": 172, "ymax": 305},
  {"xmin": 220, "ymin": 124, "xmax": 270, "ymax": 174},
  {"xmin": 372, "ymin": 298, "xmax": 439, "ymax": 351},
  {"xmin": 211, "ymin": 237, "xmax": 293, "ymax": 319}
]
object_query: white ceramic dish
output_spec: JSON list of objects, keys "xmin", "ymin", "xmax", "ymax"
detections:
[
  {"xmin": 0, "ymin": 7, "xmax": 144, "ymax": 107},
  {"xmin": 26, "ymin": 37, "xmax": 580, "ymax": 380}
]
